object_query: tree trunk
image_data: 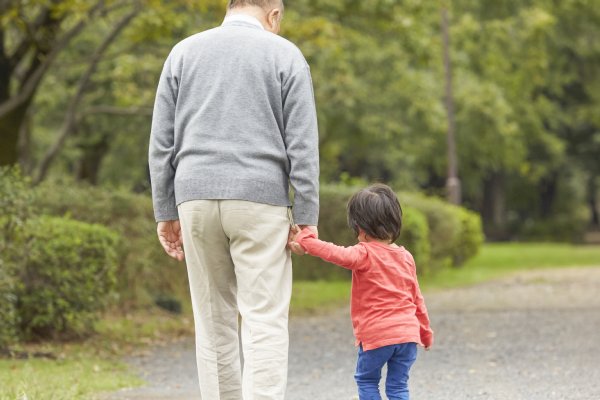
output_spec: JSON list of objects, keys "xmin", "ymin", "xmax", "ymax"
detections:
[
  {"xmin": 482, "ymin": 172, "xmax": 506, "ymax": 239},
  {"xmin": 441, "ymin": 7, "xmax": 461, "ymax": 205},
  {"xmin": 589, "ymin": 175, "xmax": 599, "ymax": 227},
  {"xmin": 75, "ymin": 131, "xmax": 110, "ymax": 185},
  {"xmin": 539, "ymin": 171, "xmax": 558, "ymax": 218},
  {"xmin": 0, "ymin": 29, "xmax": 20, "ymax": 166},
  {"xmin": 0, "ymin": 104, "xmax": 29, "ymax": 166}
]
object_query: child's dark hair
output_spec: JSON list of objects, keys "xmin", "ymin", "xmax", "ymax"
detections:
[{"xmin": 347, "ymin": 184, "xmax": 403, "ymax": 243}]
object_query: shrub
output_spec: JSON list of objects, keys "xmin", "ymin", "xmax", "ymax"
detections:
[
  {"xmin": 0, "ymin": 166, "xmax": 33, "ymax": 349},
  {"xmin": 452, "ymin": 206, "xmax": 484, "ymax": 265},
  {"xmin": 33, "ymin": 179, "xmax": 186, "ymax": 309},
  {"xmin": 399, "ymin": 207, "xmax": 431, "ymax": 274},
  {"xmin": 401, "ymin": 192, "xmax": 484, "ymax": 271},
  {"xmin": 17, "ymin": 216, "xmax": 119, "ymax": 339}
]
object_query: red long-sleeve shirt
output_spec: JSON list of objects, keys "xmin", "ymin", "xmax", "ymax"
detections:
[{"xmin": 296, "ymin": 229, "xmax": 434, "ymax": 351}]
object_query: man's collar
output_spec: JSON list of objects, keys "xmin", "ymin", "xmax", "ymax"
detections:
[{"xmin": 222, "ymin": 14, "xmax": 265, "ymax": 30}]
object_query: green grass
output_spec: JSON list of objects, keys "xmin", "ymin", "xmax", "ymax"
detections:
[
  {"xmin": 0, "ymin": 310, "xmax": 193, "ymax": 400},
  {"xmin": 420, "ymin": 242, "xmax": 600, "ymax": 291},
  {"xmin": 0, "ymin": 357, "xmax": 142, "ymax": 400},
  {"xmin": 290, "ymin": 280, "xmax": 351, "ymax": 315}
]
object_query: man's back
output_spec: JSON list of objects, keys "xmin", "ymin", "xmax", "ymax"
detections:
[{"xmin": 149, "ymin": 18, "xmax": 319, "ymax": 224}]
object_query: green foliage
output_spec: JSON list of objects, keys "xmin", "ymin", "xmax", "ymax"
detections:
[
  {"xmin": 0, "ymin": 167, "xmax": 33, "ymax": 349},
  {"xmin": 33, "ymin": 178, "xmax": 186, "ymax": 308},
  {"xmin": 401, "ymin": 193, "xmax": 484, "ymax": 271},
  {"xmin": 399, "ymin": 206, "xmax": 431, "ymax": 272},
  {"xmin": 17, "ymin": 216, "xmax": 118, "ymax": 339},
  {"xmin": 0, "ymin": 357, "xmax": 141, "ymax": 399},
  {"xmin": 453, "ymin": 206, "xmax": 485, "ymax": 266}
]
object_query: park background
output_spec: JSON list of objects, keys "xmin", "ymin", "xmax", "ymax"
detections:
[{"xmin": 0, "ymin": 0, "xmax": 599, "ymax": 398}]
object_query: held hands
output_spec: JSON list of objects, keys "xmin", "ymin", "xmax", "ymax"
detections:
[
  {"xmin": 287, "ymin": 224, "xmax": 317, "ymax": 255},
  {"xmin": 157, "ymin": 220, "xmax": 185, "ymax": 262}
]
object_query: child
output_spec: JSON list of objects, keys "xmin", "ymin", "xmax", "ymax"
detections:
[{"xmin": 291, "ymin": 183, "xmax": 433, "ymax": 400}]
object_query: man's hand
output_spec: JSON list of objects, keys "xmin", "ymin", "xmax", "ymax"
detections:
[
  {"xmin": 287, "ymin": 225, "xmax": 318, "ymax": 255},
  {"xmin": 157, "ymin": 220, "xmax": 185, "ymax": 262}
]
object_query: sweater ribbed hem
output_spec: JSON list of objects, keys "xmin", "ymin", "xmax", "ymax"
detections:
[{"xmin": 175, "ymin": 176, "xmax": 292, "ymax": 208}]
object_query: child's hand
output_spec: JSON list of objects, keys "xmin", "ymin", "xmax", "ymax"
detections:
[{"xmin": 287, "ymin": 225, "xmax": 305, "ymax": 255}]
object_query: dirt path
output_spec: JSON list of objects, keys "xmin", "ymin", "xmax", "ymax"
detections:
[{"xmin": 103, "ymin": 267, "xmax": 600, "ymax": 400}]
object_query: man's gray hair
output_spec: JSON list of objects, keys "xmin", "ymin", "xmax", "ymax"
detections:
[{"xmin": 227, "ymin": 0, "xmax": 283, "ymax": 10}]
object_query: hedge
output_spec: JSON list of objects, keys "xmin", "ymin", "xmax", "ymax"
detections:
[
  {"xmin": 1, "ymin": 168, "xmax": 120, "ymax": 343},
  {"xmin": 33, "ymin": 179, "xmax": 187, "ymax": 308},
  {"xmin": 17, "ymin": 216, "xmax": 119, "ymax": 339},
  {"xmin": 401, "ymin": 192, "xmax": 484, "ymax": 271},
  {"xmin": 0, "ymin": 167, "xmax": 32, "ymax": 349},
  {"xmin": 2, "ymin": 170, "xmax": 484, "ymax": 319}
]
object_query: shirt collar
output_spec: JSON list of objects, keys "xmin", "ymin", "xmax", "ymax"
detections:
[{"xmin": 222, "ymin": 14, "xmax": 265, "ymax": 30}]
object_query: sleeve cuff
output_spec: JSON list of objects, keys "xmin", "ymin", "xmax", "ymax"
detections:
[{"xmin": 154, "ymin": 208, "xmax": 179, "ymax": 222}]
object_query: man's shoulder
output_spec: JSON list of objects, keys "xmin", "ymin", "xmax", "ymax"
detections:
[{"xmin": 171, "ymin": 27, "xmax": 221, "ymax": 52}]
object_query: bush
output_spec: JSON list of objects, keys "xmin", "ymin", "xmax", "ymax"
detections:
[
  {"xmin": 399, "ymin": 207, "xmax": 431, "ymax": 273},
  {"xmin": 33, "ymin": 179, "xmax": 186, "ymax": 309},
  {"xmin": 17, "ymin": 216, "xmax": 119, "ymax": 339},
  {"xmin": 401, "ymin": 192, "xmax": 484, "ymax": 271},
  {"xmin": 453, "ymin": 206, "xmax": 484, "ymax": 265},
  {"xmin": 0, "ymin": 166, "xmax": 33, "ymax": 349}
]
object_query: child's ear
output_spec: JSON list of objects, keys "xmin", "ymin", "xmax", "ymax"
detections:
[{"xmin": 357, "ymin": 229, "xmax": 367, "ymax": 241}]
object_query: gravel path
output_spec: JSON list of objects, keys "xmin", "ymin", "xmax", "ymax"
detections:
[{"xmin": 103, "ymin": 267, "xmax": 600, "ymax": 400}]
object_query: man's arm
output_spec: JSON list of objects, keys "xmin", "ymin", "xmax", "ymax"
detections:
[
  {"xmin": 282, "ymin": 58, "xmax": 320, "ymax": 226},
  {"xmin": 149, "ymin": 52, "xmax": 179, "ymax": 223}
]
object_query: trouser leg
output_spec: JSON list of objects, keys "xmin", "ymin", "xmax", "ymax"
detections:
[
  {"xmin": 220, "ymin": 200, "xmax": 292, "ymax": 400},
  {"xmin": 178, "ymin": 200, "xmax": 242, "ymax": 400},
  {"xmin": 385, "ymin": 343, "xmax": 417, "ymax": 400}
]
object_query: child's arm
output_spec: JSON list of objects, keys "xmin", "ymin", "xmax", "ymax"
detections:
[
  {"xmin": 294, "ymin": 228, "xmax": 368, "ymax": 271},
  {"xmin": 406, "ymin": 252, "xmax": 434, "ymax": 349}
]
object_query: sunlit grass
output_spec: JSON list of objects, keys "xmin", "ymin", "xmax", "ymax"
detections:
[
  {"xmin": 0, "ymin": 309, "xmax": 194, "ymax": 400},
  {"xmin": 0, "ymin": 357, "xmax": 142, "ymax": 400},
  {"xmin": 420, "ymin": 242, "xmax": 600, "ymax": 291},
  {"xmin": 290, "ymin": 280, "xmax": 351, "ymax": 315}
]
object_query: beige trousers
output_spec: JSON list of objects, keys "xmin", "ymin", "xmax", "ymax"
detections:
[{"xmin": 178, "ymin": 200, "xmax": 292, "ymax": 400}]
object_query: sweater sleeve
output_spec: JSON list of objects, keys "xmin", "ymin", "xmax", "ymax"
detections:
[
  {"xmin": 149, "ymin": 52, "xmax": 179, "ymax": 222},
  {"xmin": 406, "ymin": 252, "xmax": 434, "ymax": 347},
  {"xmin": 295, "ymin": 229, "xmax": 368, "ymax": 271},
  {"xmin": 282, "ymin": 58, "xmax": 320, "ymax": 226}
]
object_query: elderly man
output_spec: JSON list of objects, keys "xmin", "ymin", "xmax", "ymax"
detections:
[{"xmin": 148, "ymin": 0, "xmax": 319, "ymax": 399}]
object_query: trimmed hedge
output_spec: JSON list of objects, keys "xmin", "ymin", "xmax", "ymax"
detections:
[
  {"xmin": 17, "ymin": 216, "xmax": 119, "ymax": 339},
  {"xmin": 0, "ymin": 170, "xmax": 484, "ymax": 344},
  {"xmin": 33, "ymin": 179, "xmax": 186, "ymax": 308},
  {"xmin": 401, "ymin": 192, "xmax": 484, "ymax": 271},
  {"xmin": 0, "ymin": 168, "xmax": 120, "ymax": 343},
  {"xmin": 0, "ymin": 167, "xmax": 32, "ymax": 349}
]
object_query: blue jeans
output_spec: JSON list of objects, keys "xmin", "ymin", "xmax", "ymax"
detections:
[{"xmin": 354, "ymin": 342, "xmax": 417, "ymax": 400}]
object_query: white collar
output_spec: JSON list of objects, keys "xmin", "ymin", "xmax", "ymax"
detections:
[{"xmin": 222, "ymin": 14, "xmax": 265, "ymax": 30}]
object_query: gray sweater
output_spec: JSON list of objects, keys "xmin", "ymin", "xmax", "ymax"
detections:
[{"xmin": 149, "ymin": 18, "xmax": 320, "ymax": 225}]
